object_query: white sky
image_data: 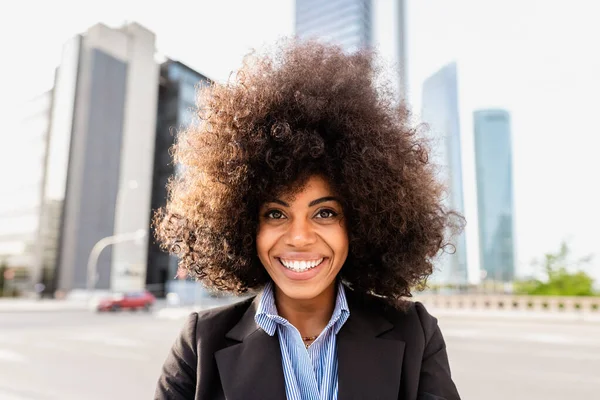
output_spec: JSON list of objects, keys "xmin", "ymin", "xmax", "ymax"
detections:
[{"xmin": 0, "ymin": 0, "xmax": 598, "ymax": 281}]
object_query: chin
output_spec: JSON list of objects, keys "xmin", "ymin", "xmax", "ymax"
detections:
[
  {"xmin": 272, "ymin": 276, "xmax": 336, "ymax": 301},
  {"xmin": 277, "ymin": 284, "xmax": 325, "ymax": 301}
]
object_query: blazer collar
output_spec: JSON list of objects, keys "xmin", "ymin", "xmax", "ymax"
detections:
[
  {"xmin": 215, "ymin": 294, "xmax": 287, "ymax": 400},
  {"xmin": 215, "ymin": 288, "xmax": 406, "ymax": 400}
]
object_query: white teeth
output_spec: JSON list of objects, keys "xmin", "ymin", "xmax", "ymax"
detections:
[{"xmin": 280, "ymin": 258, "xmax": 324, "ymax": 272}]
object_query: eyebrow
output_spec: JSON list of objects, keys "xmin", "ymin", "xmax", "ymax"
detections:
[
  {"xmin": 266, "ymin": 196, "xmax": 341, "ymax": 208},
  {"xmin": 308, "ymin": 196, "xmax": 341, "ymax": 207}
]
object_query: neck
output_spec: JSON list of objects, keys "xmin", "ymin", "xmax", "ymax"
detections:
[{"xmin": 273, "ymin": 282, "xmax": 337, "ymax": 338}]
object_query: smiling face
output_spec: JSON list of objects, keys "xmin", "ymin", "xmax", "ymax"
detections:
[{"xmin": 256, "ymin": 175, "xmax": 349, "ymax": 302}]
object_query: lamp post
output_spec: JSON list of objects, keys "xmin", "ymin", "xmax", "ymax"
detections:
[{"xmin": 86, "ymin": 229, "xmax": 147, "ymax": 294}]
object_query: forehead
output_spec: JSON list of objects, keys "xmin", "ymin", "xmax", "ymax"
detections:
[{"xmin": 278, "ymin": 175, "xmax": 335, "ymax": 202}]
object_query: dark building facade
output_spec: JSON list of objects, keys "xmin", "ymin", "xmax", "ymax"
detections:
[{"xmin": 146, "ymin": 60, "xmax": 211, "ymax": 295}]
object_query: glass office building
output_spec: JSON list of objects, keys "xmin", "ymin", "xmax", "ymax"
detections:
[
  {"xmin": 474, "ymin": 109, "xmax": 515, "ymax": 282},
  {"xmin": 296, "ymin": 0, "xmax": 373, "ymax": 52},
  {"xmin": 421, "ymin": 63, "xmax": 468, "ymax": 285},
  {"xmin": 296, "ymin": 0, "xmax": 407, "ymax": 104},
  {"xmin": 36, "ymin": 23, "xmax": 159, "ymax": 294},
  {"xmin": 14, "ymin": 22, "xmax": 212, "ymax": 297}
]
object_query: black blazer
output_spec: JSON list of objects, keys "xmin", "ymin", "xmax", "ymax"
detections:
[{"xmin": 155, "ymin": 289, "xmax": 460, "ymax": 400}]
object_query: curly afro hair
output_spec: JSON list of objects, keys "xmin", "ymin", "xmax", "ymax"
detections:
[{"xmin": 155, "ymin": 40, "xmax": 463, "ymax": 303}]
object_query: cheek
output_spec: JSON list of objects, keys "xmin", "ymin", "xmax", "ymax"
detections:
[
  {"xmin": 328, "ymin": 223, "xmax": 349, "ymax": 260},
  {"xmin": 256, "ymin": 225, "xmax": 276, "ymax": 259},
  {"xmin": 338, "ymin": 235, "xmax": 350, "ymax": 259}
]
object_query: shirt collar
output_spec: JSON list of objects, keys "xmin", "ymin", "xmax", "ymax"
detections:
[{"xmin": 255, "ymin": 280, "xmax": 350, "ymax": 336}]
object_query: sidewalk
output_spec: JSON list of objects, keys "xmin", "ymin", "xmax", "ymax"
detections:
[
  {"xmin": 0, "ymin": 298, "xmax": 91, "ymax": 313},
  {"xmin": 427, "ymin": 307, "xmax": 600, "ymax": 323},
  {"xmin": 0, "ymin": 296, "xmax": 234, "ymax": 314},
  {"xmin": 155, "ymin": 297, "xmax": 244, "ymax": 320}
]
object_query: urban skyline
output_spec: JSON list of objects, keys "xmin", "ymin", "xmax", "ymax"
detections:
[
  {"xmin": 1, "ymin": 1, "xmax": 598, "ymax": 293},
  {"xmin": 3, "ymin": 19, "xmax": 473, "ymax": 293},
  {"xmin": 2, "ymin": 2, "xmax": 598, "ymax": 282}
]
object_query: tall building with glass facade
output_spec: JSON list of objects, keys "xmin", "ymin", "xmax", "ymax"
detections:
[
  {"xmin": 145, "ymin": 60, "xmax": 211, "ymax": 295},
  {"xmin": 36, "ymin": 22, "xmax": 160, "ymax": 294},
  {"xmin": 474, "ymin": 109, "xmax": 515, "ymax": 282},
  {"xmin": 295, "ymin": 0, "xmax": 407, "ymax": 99},
  {"xmin": 421, "ymin": 63, "xmax": 468, "ymax": 285},
  {"xmin": 296, "ymin": 0, "xmax": 373, "ymax": 52},
  {"xmin": 18, "ymin": 22, "xmax": 213, "ymax": 297}
]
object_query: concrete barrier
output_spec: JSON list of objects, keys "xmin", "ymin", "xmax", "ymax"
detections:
[{"xmin": 413, "ymin": 294, "xmax": 600, "ymax": 313}]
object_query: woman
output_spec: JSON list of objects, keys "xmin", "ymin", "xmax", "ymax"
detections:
[{"xmin": 154, "ymin": 40, "xmax": 462, "ymax": 400}]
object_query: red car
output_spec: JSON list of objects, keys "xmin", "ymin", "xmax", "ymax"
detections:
[{"xmin": 97, "ymin": 290, "xmax": 155, "ymax": 312}]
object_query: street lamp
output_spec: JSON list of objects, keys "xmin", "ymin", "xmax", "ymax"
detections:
[{"xmin": 86, "ymin": 229, "xmax": 147, "ymax": 295}]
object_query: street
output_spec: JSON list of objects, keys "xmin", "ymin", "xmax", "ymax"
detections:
[
  {"xmin": 440, "ymin": 314, "xmax": 600, "ymax": 399},
  {"xmin": 1, "ymin": 306, "xmax": 599, "ymax": 399}
]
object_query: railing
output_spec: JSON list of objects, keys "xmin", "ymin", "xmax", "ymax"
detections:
[{"xmin": 412, "ymin": 294, "xmax": 600, "ymax": 313}]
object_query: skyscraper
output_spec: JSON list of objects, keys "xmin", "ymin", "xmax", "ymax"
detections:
[
  {"xmin": 421, "ymin": 63, "xmax": 468, "ymax": 285},
  {"xmin": 474, "ymin": 109, "xmax": 515, "ymax": 282},
  {"xmin": 28, "ymin": 22, "xmax": 213, "ymax": 297},
  {"xmin": 37, "ymin": 22, "xmax": 160, "ymax": 294},
  {"xmin": 296, "ymin": 0, "xmax": 373, "ymax": 52},
  {"xmin": 295, "ymin": 0, "xmax": 407, "ymax": 99}
]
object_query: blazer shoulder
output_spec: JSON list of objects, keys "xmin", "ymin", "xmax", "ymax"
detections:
[
  {"xmin": 387, "ymin": 300, "xmax": 439, "ymax": 334},
  {"xmin": 190, "ymin": 296, "xmax": 256, "ymax": 341},
  {"xmin": 352, "ymin": 291, "xmax": 439, "ymax": 339}
]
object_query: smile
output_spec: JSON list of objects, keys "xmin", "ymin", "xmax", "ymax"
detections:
[{"xmin": 278, "ymin": 258, "xmax": 324, "ymax": 273}]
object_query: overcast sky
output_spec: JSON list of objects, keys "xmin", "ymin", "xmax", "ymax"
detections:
[{"xmin": 0, "ymin": 0, "xmax": 598, "ymax": 282}]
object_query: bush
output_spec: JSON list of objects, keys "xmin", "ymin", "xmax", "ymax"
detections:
[{"xmin": 514, "ymin": 242, "xmax": 596, "ymax": 296}]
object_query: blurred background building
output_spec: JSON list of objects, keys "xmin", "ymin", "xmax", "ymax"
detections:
[
  {"xmin": 35, "ymin": 23, "xmax": 158, "ymax": 295},
  {"xmin": 474, "ymin": 109, "xmax": 516, "ymax": 282},
  {"xmin": 296, "ymin": 0, "xmax": 373, "ymax": 52},
  {"xmin": 4, "ymin": 22, "xmax": 212, "ymax": 297},
  {"xmin": 296, "ymin": 0, "xmax": 407, "ymax": 100},
  {"xmin": 146, "ymin": 60, "xmax": 210, "ymax": 296},
  {"xmin": 420, "ymin": 62, "xmax": 469, "ymax": 286}
]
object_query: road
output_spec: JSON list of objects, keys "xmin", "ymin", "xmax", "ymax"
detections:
[
  {"xmin": 440, "ymin": 313, "xmax": 600, "ymax": 399},
  {"xmin": 1, "ymin": 306, "xmax": 599, "ymax": 399}
]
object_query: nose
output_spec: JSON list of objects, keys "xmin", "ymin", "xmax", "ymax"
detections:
[{"xmin": 284, "ymin": 216, "xmax": 317, "ymax": 248}]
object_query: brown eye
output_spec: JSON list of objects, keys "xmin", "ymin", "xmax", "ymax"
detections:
[
  {"xmin": 316, "ymin": 209, "xmax": 337, "ymax": 219},
  {"xmin": 266, "ymin": 210, "xmax": 285, "ymax": 219}
]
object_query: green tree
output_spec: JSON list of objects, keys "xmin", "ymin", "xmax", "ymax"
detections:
[{"xmin": 514, "ymin": 242, "xmax": 596, "ymax": 296}]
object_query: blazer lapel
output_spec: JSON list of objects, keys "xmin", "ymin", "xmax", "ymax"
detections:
[
  {"xmin": 338, "ymin": 292, "xmax": 405, "ymax": 400},
  {"xmin": 215, "ymin": 296, "xmax": 286, "ymax": 400}
]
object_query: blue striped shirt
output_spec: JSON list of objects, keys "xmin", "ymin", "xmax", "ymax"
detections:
[{"xmin": 255, "ymin": 281, "xmax": 350, "ymax": 400}]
